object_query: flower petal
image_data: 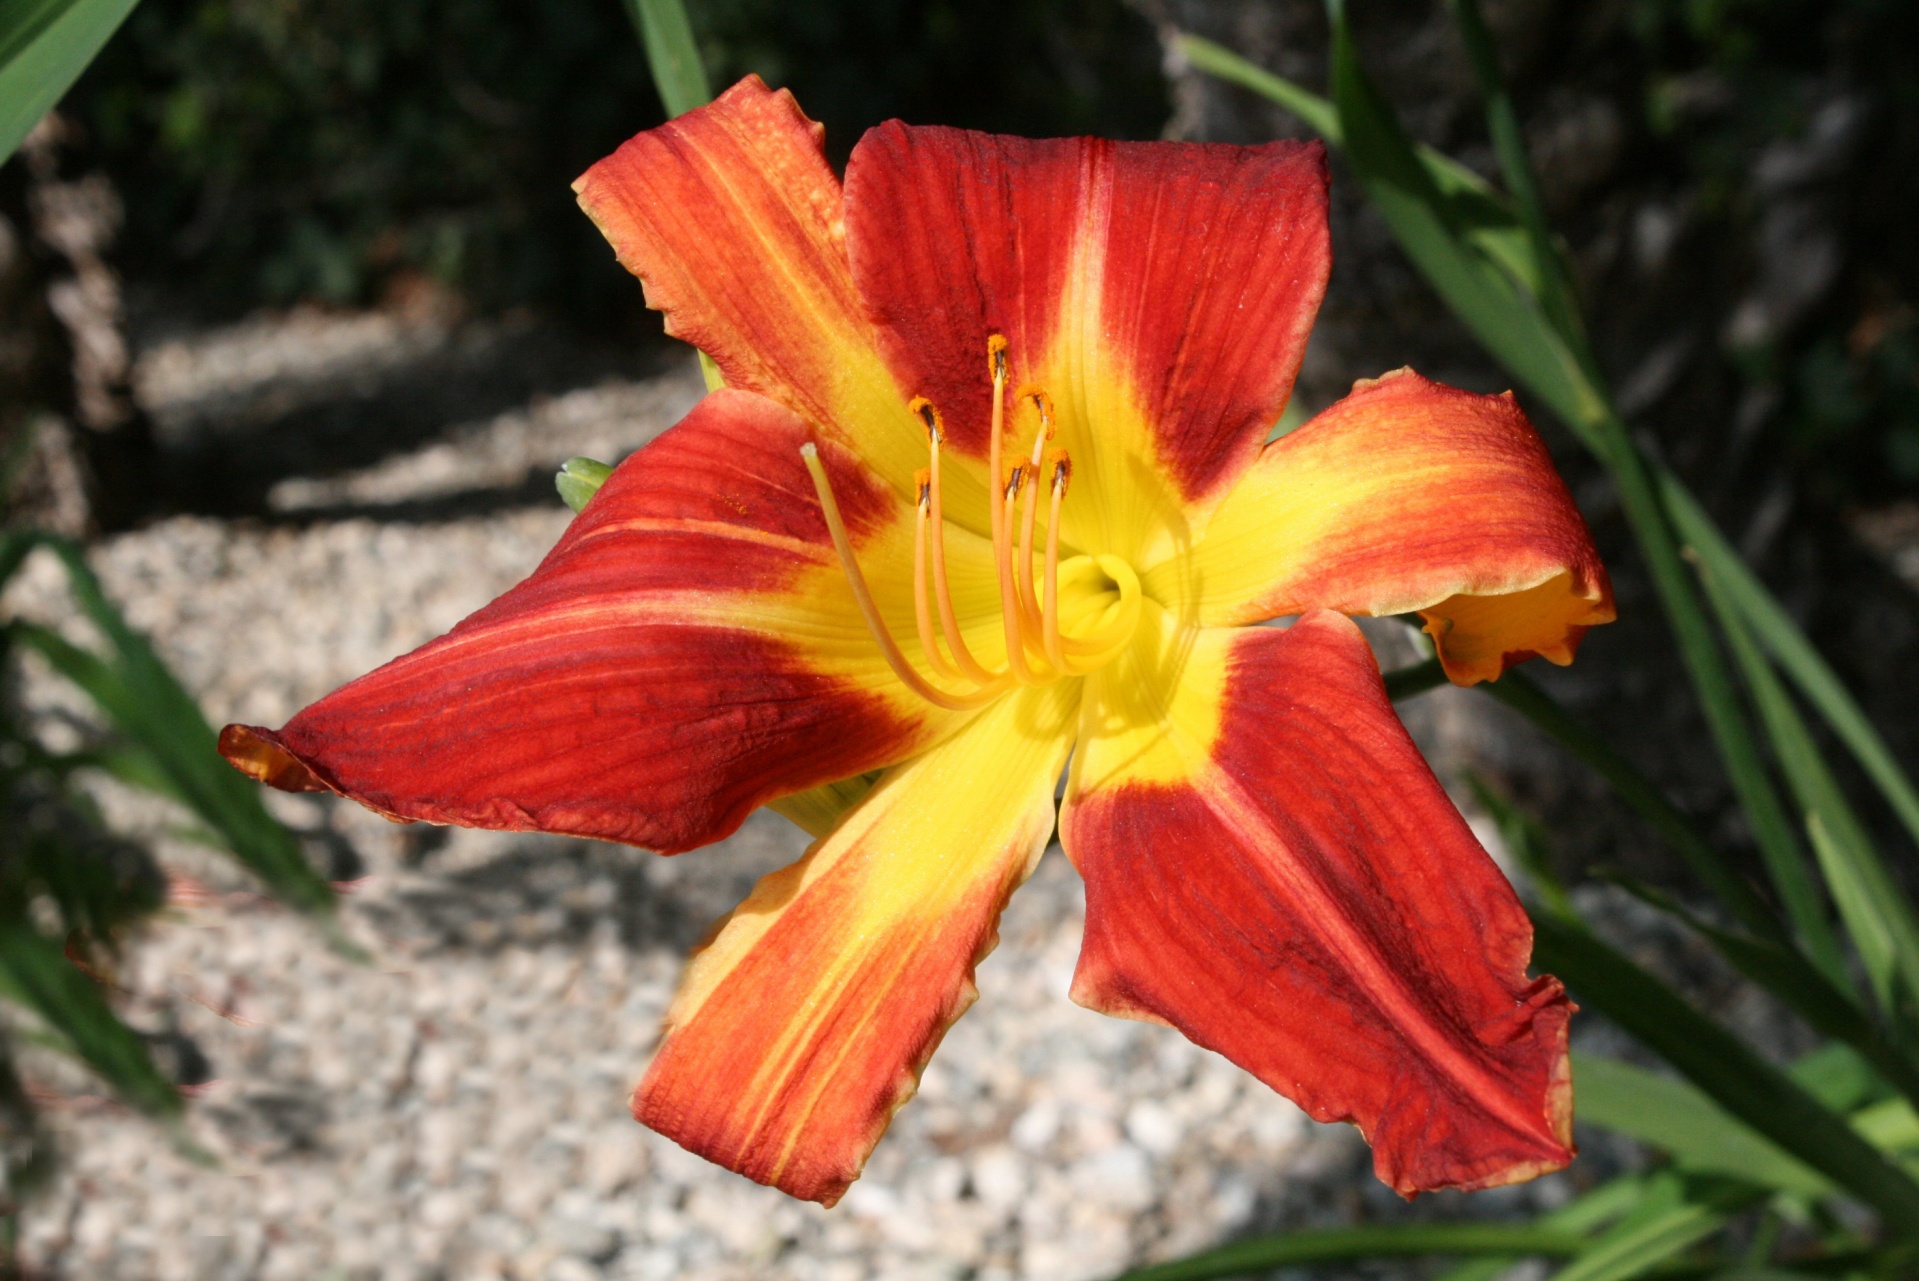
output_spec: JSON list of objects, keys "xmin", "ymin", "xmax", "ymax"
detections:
[
  {"xmin": 221, "ymin": 389, "xmax": 985, "ymax": 854},
  {"xmin": 573, "ymin": 76, "xmax": 925, "ymax": 496},
  {"xmin": 1061, "ymin": 608, "xmax": 1574, "ymax": 1196},
  {"xmin": 635, "ymin": 679, "xmax": 1079, "ymax": 1205},
  {"xmin": 1151, "ymin": 369, "xmax": 1614, "ymax": 684},
  {"xmin": 843, "ymin": 126, "xmax": 1329, "ymax": 557}
]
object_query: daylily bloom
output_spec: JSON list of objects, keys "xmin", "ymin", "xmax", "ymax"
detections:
[{"xmin": 219, "ymin": 77, "xmax": 1614, "ymax": 1207}]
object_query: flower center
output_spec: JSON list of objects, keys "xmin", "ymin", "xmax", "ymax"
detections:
[{"xmin": 799, "ymin": 335, "xmax": 1138, "ymax": 710}]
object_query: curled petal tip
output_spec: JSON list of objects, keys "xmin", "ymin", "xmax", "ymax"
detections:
[{"xmin": 218, "ymin": 724, "xmax": 329, "ymax": 793}]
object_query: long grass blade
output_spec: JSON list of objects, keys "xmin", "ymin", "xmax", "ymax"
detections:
[
  {"xmin": 1531, "ymin": 912, "xmax": 1919, "ymax": 1237},
  {"xmin": 1309, "ymin": 5, "xmax": 1834, "ymax": 961},
  {"xmin": 1660, "ymin": 472, "xmax": 1919, "ymax": 866},
  {"xmin": 1608, "ymin": 877, "xmax": 1919, "ymax": 1106},
  {"xmin": 1323, "ymin": 1, "xmax": 1601, "ymax": 440},
  {"xmin": 0, "ymin": 924, "xmax": 176, "ymax": 1116},
  {"xmin": 1479, "ymin": 669, "xmax": 1781, "ymax": 941},
  {"xmin": 1697, "ymin": 557, "xmax": 1919, "ymax": 1035},
  {"xmin": 1445, "ymin": 0, "xmax": 1588, "ymax": 353},
  {"xmin": 4, "ymin": 535, "xmax": 333, "ymax": 915},
  {"xmin": 1173, "ymin": 33, "xmax": 1545, "ymax": 296}
]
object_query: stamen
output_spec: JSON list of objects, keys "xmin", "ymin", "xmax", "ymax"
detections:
[
  {"xmin": 919, "ymin": 402, "xmax": 996, "ymax": 684},
  {"xmin": 910, "ymin": 396, "xmax": 941, "ymax": 437},
  {"xmin": 988, "ymin": 333, "xmax": 1009, "ymax": 382},
  {"xmin": 800, "ymin": 443, "xmax": 1003, "ymax": 711},
  {"xmin": 911, "ymin": 469, "xmax": 963, "ymax": 682}
]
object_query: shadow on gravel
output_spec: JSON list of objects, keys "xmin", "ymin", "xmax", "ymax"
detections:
[
  {"xmin": 146, "ymin": 317, "xmax": 677, "ymax": 520},
  {"xmin": 264, "ymin": 469, "xmax": 564, "ymax": 526},
  {"xmin": 361, "ymin": 823, "xmax": 800, "ymax": 958}
]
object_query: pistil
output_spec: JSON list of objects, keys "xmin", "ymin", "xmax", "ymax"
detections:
[
  {"xmin": 984, "ymin": 337, "xmax": 1043, "ymax": 685},
  {"xmin": 1042, "ymin": 454, "xmax": 1070, "ymax": 671},
  {"xmin": 910, "ymin": 470, "xmax": 964, "ymax": 682},
  {"xmin": 916, "ymin": 399, "xmax": 995, "ymax": 685}
]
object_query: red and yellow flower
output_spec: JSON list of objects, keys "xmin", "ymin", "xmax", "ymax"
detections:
[{"xmin": 219, "ymin": 77, "xmax": 1614, "ymax": 1206}]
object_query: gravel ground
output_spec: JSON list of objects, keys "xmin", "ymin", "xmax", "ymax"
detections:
[{"xmin": 6, "ymin": 309, "xmax": 1614, "ymax": 1280}]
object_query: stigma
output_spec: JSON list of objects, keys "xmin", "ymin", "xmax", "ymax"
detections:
[{"xmin": 799, "ymin": 336, "xmax": 1139, "ymax": 710}]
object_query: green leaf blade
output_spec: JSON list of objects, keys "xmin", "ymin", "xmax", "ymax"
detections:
[
  {"xmin": 9, "ymin": 537, "xmax": 334, "ymax": 916},
  {"xmin": 0, "ymin": 0, "xmax": 140, "ymax": 166},
  {"xmin": 1323, "ymin": 9, "xmax": 1602, "ymax": 441},
  {"xmin": 625, "ymin": 0, "xmax": 711, "ymax": 118},
  {"xmin": 1112, "ymin": 1223, "xmax": 1583, "ymax": 1281}
]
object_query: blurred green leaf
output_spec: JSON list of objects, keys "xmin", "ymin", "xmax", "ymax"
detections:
[
  {"xmin": 624, "ymin": 0, "xmax": 710, "ymax": 118},
  {"xmin": 2, "ymin": 533, "xmax": 334, "ymax": 916},
  {"xmin": 1572, "ymin": 1053, "xmax": 1830, "ymax": 1197},
  {"xmin": 1790, "ymin": 1042, "xmax": 1887, "ymax": 1113},
  {"xmin": 1173, "ymin": 32, "xmax": 1338, "ymax": 138},
  {"xmin": 1547, "ymin": 1171, "xmax": 1756, "ymax": 1281},
  {"xmin": 1110, "ymin": 1223, "xmax": 1583, "ymax": 1281},
  {"xmin": 1856, "ymin": 1096, "xmax": 1919, "ymax": 1156},
  {"xmin": 1433, "ymin": 1175, "xmax": 1653, "ymax": 1281},
  {"xmin": 0, "ymin": 0, "xmax": 140, "ymax": 165},
  {"xmin": 0, "ymin": 925, "xmax": 175, "ymax": 1117},
  {"xmin": 1810, "ymin": 814, "xmax": 1919, "ymax": 1046},
  {"xmin": 1382, "ymin": 655, "xmax": 1447, "ymax": 702},
  {"xmin": 1532, "ymin": 912, "xmax": 1919, "ymax": 1237}
]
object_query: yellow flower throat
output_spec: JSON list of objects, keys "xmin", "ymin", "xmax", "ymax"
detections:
[{"xmin": 800, "ymin": 335, "xmax": 1142, "ymax": 710}]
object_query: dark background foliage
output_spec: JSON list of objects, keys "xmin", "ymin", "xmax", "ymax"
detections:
[{"xmin": 61, "ymin": 0, "xmax": 1169, "ymax": 325}]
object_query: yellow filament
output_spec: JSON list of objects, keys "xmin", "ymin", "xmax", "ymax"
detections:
[
  {"xmin": 910, "ymin": 474, "xmax": 964, "ymax": 682},
  {"xmin": 800, "ymin": 443, "xmax": 1004, "ymax": 711},
  {"xmin": 810, "ymin": 341, "xmax": 1134, "ymax": 710},
  {"xmin": 917, "ymin": 402, "xmax": 996, "ymax": 685}
]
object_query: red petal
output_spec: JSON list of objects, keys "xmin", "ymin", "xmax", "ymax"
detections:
[
  {"xmin": 636, "ymin": 681, "xmax": 1078, "ymax": 1204},
  {"xmin": 221, "ymin": 390, "xmax": 961, "ymax": 854},
  {"xmin": 843, "ymin": 126, "xmax": 1329, "ymax": 552},
  {"xmin": 573, "ymin": 77, "xmax": 926, "ymax": 496},
  {"xmin": 1062, "ymin": 610, "xmax": 1574, "ymax": 1195},
  {"xmin": 1157, "ymin": 368, "xmax": 1614, "ymax": 684}
]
